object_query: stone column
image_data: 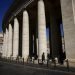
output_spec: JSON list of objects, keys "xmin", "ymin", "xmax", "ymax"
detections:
[
  {"xmin": 13, "ymin": 18, "xmax": 19, "ymax": 58},
  {"xmin": 22, "ymin": 10, "xmax": 29, "ymax": 61},
  {"xmin": 36, "ymin": 38, "xmax": 38, "ymax": 55},
  {"xmin": 33, "ymin": 35, "xmax": 34, "ymax": 54},
  {"xmin": 6, "ymin": 28, "xmax": 9, "ymax": 57},
  {"xmin": 61, "ymin": 0, "xmax": 75, "ymax": 61},
  {"xmin": 38, "ymin": 0, "xmax": 47, "ymax": 60},
  {"xmin": 2, "ymin": 33, "xmax": 6, "ymax": 57},
  {"xmin": 72, "ymin": 0, "xmax": 75, "ymax": 24},
  {"xmin": 7, "ymin": 24, "xmax": 13, "ymax": 57}
]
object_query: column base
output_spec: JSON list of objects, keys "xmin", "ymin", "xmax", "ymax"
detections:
[
  {"xmin": 38, "ymin": 59, "xmax": 47, "ymax": 64},
  {"xmin": 65, "ymin": 59, "xmax": 75, "ymax": 62},
  {"xmin": 64, "ymin": 59, "xmax": 75, "ymax": 67},
  {"xmin": 22, "ymin": 57, "xmax": 28, "ymax": 63},
  {"xmin": 12, "ymin": 56, "xmax": 17, "ymax": 60}
]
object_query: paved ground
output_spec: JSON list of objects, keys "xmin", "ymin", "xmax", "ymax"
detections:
[{"xmin": 0, "ymin": 61, "xmax": 75, "ymax": 75}]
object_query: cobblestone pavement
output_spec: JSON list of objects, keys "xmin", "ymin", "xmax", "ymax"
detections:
[{"xmin": 0, "ymin": 61, "xmax": 75, "ymax": 75}]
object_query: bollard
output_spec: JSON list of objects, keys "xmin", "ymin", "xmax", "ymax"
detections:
[
  {"xmin": 54, "ymin": 60, "xmax": 56, "ymax": 67},
  {"xmin": 38, "ymin": 59, "xmax": 39, "ymax": 64},
  {"xmin": 49, "ymin": 60, "xmax": 52, "ymax": 68},
  {"xmin": 18, "ymin": 58, "xmax": 19, "ymax": 64},
  {"xmin": 32, "ymin": 57, "xmax": 34, "ymax": 64},
  {"xmin": 33, "ymin": 59, "xmax": 34, "ymax": 64},
  {"xmin": 53, "ymin": 59, "xmax": 56, "ymax": 69},
  {"xmin": 66, "ymin": 59, "xmax": 69, "ymax": 72},
  {"xmin": 23, "ymin": 58, "xmax": 24, "ymax": 65},
  {"xmin": 27, "ymin": 58, "xmax": 28, "ymax": 64},
  {"xmin": 47, "ymin": 59, "xmax": 49, "ymax": 67},
  {"xmin": 10, "ymin": 57, "xmax": 11, "ymax": 63}
]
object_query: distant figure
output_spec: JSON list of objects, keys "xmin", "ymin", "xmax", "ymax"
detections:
[
  {"xmin": 42, "ymin": 52, "xmax": 45, "ymax": 64},
  {"xmin": 47, "ymin": 53, "xmax": 50, "ymax": 60},
  {"xmin": 63, "ymin": 51, "xmax": 66, "ymax": 60},
  {"xmin": 27, "ymin": 55, "xmax": 30, "ymax": 61}
]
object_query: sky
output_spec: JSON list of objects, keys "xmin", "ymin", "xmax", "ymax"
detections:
[{"xmin": 0, "ymin": 0, "xmax": 13, "ymax": 32}]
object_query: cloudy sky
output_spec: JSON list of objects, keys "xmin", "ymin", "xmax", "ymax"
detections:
[{"xmin": 0, "ymin": 0, "xmax": 13, "ymax": 32}]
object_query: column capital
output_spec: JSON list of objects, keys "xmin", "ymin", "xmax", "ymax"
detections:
[
  {"xmin": 14, "ymin": 17, "xmax": 18, "ymax": 20},
  {"xmin": 38, "ymin": 0, "xmax": 43, "ymax": 1},
  {"xmin": 23, "ymin": 10, "xmax": 28, "ymax": 15}
]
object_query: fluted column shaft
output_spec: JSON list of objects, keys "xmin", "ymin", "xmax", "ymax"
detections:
[
  {"xmin": 7, "ymin": 24, "xmax": 13, "ymax": 57},
  {"xmin": 61, "ymin": 0, "xmax": 75, "ymax": 61},
  {"xmin": 36, "ymin": 38, "xmax": 38, "ymax": 55},
  {"xmin": 6, "ymin": 28, "xmax": 9, "ymax": 57},
  {"xmin": 22, "ymin": 10, "xmax": 29, "ymax": 61},
  {"xmin": 13, "ymin": 18, "xmax": 19, "ymax": 58},
  {"xmin": 38, "ymin": 0, "xmax": 47, "ymax": 59},
  {"xmin": 2, "ymin": 33, "xmax": 6, "ymax": 57}
]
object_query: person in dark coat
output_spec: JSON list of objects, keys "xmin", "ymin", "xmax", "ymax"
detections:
[
  {"xmin": 42, "ymin": 52, "xmax": 45, "ymax": 64},
  {"xmin": 47, "ymin": 53, "xmax": 50, "ymax": 60}
]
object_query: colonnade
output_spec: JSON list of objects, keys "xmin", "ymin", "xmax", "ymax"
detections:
[
  {"xmin": 2, "ymin": 0, "xmax": 75, "ymax": 64},
  {"xmin": 2, "ymin": 0, "xmax": 47, "ymax": 61}
]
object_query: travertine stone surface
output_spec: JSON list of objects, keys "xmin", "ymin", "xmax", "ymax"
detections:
[
  {"xmin": 6, "ymin": 28, "xmax": 8, "ymax": 57},
  {"xmin": 13, "ymin": 18, "xmax": 19, "ymax": 58},
  {"xmin": 36, "ymin": 38, "xmax": 38, "ymax": 55},
  {"xmin": 2, "ymin": 33, "xmax": 6, "ymax": 57},
  {"xmin": 7, "ymin": 24, "xmax": 12, "ymax": 57},
  {"xmin": 72, "ymin": 0, "xmax": 75, "ymax": 24},
  {"xmin": 22, "ymin": 10, "xmax": 29, "ymax": 61},
  {"xmin": 61, "ymin": 0, "xmax": 75, "ymax": 61},
  {"xmin": 38, "ymin": 0, "xmax": 47, "ymax": 59}
]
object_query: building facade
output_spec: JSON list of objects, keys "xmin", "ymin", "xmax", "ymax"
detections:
[
  {"xmin": 2, "ymin": 0, "xmax": 75, "ymax": 63},
  {"xmin": 0, "ymin": 33, "xmax": 3, "ymax": 57}
]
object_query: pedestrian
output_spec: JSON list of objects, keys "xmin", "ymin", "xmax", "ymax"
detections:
[{"xmin": 42, "ymin": 52, "xmax": 45, "ymax": 64}]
